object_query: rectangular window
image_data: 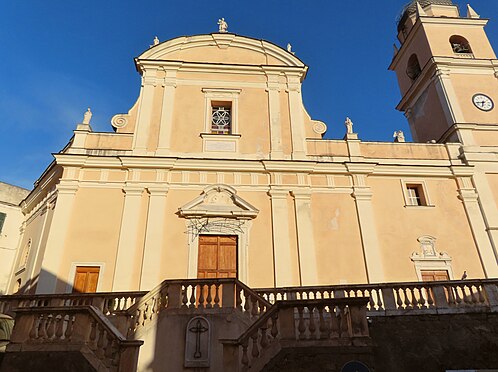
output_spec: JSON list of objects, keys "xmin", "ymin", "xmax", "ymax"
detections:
[
  {"xmin": 405, "ymin": 184, "xmax": 427, "ymax": 206},
  {"xmin": 0, "ymin": 212, "xmax": 6, "ymax": 234},
  {"xmin": 211, "ymin": 102, "xmax": 232, "ymax": 135}
]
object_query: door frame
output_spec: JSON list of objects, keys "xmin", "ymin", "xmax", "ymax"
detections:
[
  {"xmin": 65, "ymin": 262, "xmax": 105, "ymax": 293},
  {"xmin": 186, "ymin": 219, "xmax": 252, "ymax": 283}
]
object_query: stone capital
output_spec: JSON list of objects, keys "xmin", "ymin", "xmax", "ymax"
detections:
[
  {"xmin": 268, "ymin": 189, "xmax": 289, "ymax": 199},
  {"xmin": 290, "ymin": 189, "xmax": 312, "ymax": 200},
  {"xmin": 147, "ymin": 186, "xmax": 170, "ymax": 196},
  {"xmin": 122, "ymin": 186, "xmax": 145, "ymax": 196}
]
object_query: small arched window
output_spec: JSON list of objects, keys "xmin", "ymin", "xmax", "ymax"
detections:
[
  {"xmin": 406, "ymin": 54, "xmax": 422, "ymax": 81},
  {"xmin": 450, "ymin": 35, "xmax": 472, "ymax": 54}
]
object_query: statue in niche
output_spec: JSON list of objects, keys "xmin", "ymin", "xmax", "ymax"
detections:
[
  {"xmin": 345, "ymin": 117, "xmax": 354, "ymax": 134},
  {"xmin": 393, "ymin": 130, "xmax": 405, "ymax": 143},
  {"xmin": 218, "ymin": 18, "xmax": 228, "ymax": 33},
  {"xmin": 83, "ymin": 108, "xmax": 92, "ymax": 124}
]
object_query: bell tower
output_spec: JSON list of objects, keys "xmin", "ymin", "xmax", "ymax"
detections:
[{"xmin": 389, "ymin": 0, "xmax": 498, "ymax": 145}]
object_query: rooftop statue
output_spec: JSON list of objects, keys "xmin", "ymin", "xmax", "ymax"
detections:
[
  {"xmin": 217, "ymin": 18, "xmax": 228, "ymax": 33},
  {"xmin": 393, "ymin": 130, "xmax": 405, "ymax": 142},
  {"xmin": 345, "ymin": 117, "xmax": 353, "ymax": 134},
  {"xmin": 152, "ymin": 36, "xmax": 159, "ymax": 46},
  {"xmin": 82, "ymin": 108, "xmax": 92, "ymax": 125}
]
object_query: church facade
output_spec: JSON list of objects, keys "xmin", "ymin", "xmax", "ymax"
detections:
[
  {"xmin": 6, "ymin": 0, "xmax": 498, "ymax": 297},
  {"xmin": 1, "ymin": 1, "xmax": 498, "ymax": 371}
]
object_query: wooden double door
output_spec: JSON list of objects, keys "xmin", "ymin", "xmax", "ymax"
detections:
[{"xmin": 197, "ymin": 235, "xmax": 237, "ymax": 279}]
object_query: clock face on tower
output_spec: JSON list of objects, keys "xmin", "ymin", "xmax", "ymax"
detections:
[{"xmin": 472, "ymin": 94, "xmax": 494, "ymax": 112}]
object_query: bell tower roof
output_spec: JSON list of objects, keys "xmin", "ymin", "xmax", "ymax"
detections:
[{"xmin": 397, "ymin": 0, "xmax": 454, "ymax": 32}]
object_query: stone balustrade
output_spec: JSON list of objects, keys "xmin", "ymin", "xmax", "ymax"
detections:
[
  {"xmin": 224, "ymin": 297, "xmax": 370, "ymax": 371},
  {"xmin": 126, "ymin": 278, "xmax": 270, "ymax": 336},
  {"xmin": 6, "ymin": 305, "xmax": 143, "ymax": 372},
  {"xmin": 0, "ymin": 291, "xmax": 145, "ymax": 317},
  {"xmin": 255, "ymin": 279, "xmax": 498, "ymax": 316}
]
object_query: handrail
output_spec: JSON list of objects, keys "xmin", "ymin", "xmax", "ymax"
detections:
[
  {"xmin": 126, "ymin": 278, "xmax": 272, "ymax": 337},
  {"xmin": 225, "ymin": 297, "xmax": 370, "ymax": 370},
  {"xmin": 0, "ymin": 291, "xmax": 146, "ymax": 316},
  {"xmin": 255, "ymin": 279, "xmax": 498, "ymax": 315},
  {"xmin": 11, "ymin": 305, "xmax": 143, "ymax": 372}
]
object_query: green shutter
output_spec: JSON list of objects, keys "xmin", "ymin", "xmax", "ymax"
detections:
[{"xmin": 0, "ymin": 212, "xmax": 6, "ymax": 234}]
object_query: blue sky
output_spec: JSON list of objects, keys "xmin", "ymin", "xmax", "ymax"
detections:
[{"xmin": 1, "ymin": 1, "xmax": 497, "ymax": 189}]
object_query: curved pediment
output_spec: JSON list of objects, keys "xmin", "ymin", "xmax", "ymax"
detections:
[
  {"xmin": 178, "ymin": 185, "xmax": 259, "ymax": 219},
  {"xmin": 137, "ymin": 33, "xmax": 305, "ymax": 68}
]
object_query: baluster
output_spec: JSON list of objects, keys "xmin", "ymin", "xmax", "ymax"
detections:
[
  {"xmin": 235, "ymin": 286, "xmax": 243, "ymax": 310},
  {"xmin": 271, "ymin": 314, "xmax": 279, "ymax": 338},
  {"xmin": 55, "ymin": 315, "xmax": 64, "ymax": 339},
  {"xmin": 251, "ymin": 296, "xmax": 259, "ymax": 318},
  {"xmin": 260, "ymin": 326, "xmax": 269, "ymax": 349},
  {"xmin": 214, "ymin": 283, "xmax": 220, "ymax": 308},
  {"xmin": 404, "ymin": 288, "xmax": 413, "ymax": 308},
  {"xmin": 376, "ymin": 289, "xmax": 384, "ymax": 310},
  {"xmin": 189, "ymin": 285, "xmax": 196, "ymax": 308},
  {"xmin": 251, "ymin": 333, "xmax": 259, "ymax": 358},
  {"xmin": 395, "ymin": 288, "xmax": 403, "ymax": 309},
  {"xmin": 244, "ymin": 292, "xmax": 251, "ymax": 315},
  {"xmin": 206, "ymin": 283, "xmax": 213, "ymax": 309},
  {"xmin": 330, "ymin": 307, "xmax": 339, "ymax": 338},
  {"xmin": 96, "ymin": 328, "xmax": 105, "ymax": 358},
  {"xmin": 198, "ymin": 285, "xmax": 205, "ymax": 309},
  {"xmin": 89, "ymin": 320, "xmax": 98, "ymax": 349},
  {"xmin": 29, "ymin": 315, "xmax": 39, "ymax": 339},
  {"xmin": 297, "ymin": 306, "xmax": 306, "ymax": 339},
  {"xmin": 478, "ymin": 286, "xmax": 486, "ymax": 304},
  {"xmin": 64, "ymin": 315, "xmax": 74, "ymax": 340},
  {"xmin": 470, "ymin": 285, "xmax": 479, "ymax": 305},
  {"xmin": 308, "ymin": 306, "xmax": 316, "ymax": 339},
  {"xmin": 318, "ymin": 305, "xmax": 328, "ymax": 339},
  {"xmin": 454, "ymin": 285, "xmax": 463, "ymax": 305},
  {"xmin": 46, "ymin": 314, "xmax": 55, "ymax": 339},
  {"xmin": 241, "ymin": 340, "xmax": 249, "ymax": 366},
  {"xmin": 38, "ymin": 314, "xmax": 48, "ymax": 339},
  {"xmin": 180, "ymin": 286, "xmax": 187, "ymax": 308}
]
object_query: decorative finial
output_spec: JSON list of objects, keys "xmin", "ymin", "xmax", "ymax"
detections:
[
  {"xmin": 83, "ymin": 108, "xmax": 92, "ymax": 125},
  {"xmin": 393, "ymin": 130, "xmax": 405, "ymax": 143},
  {"xmin": 217, "ymin": 18, "xmax": 228, "ymax": 33},
  {"xmin": 287, "ymin": 43, "xmax": 293, "ymax": 54},
  {"xmin": 466, "ymin": 4, "xmax": 480, "ymax": 19},
  {"xmin": 344, "ymin": 117, "xmax": 353, "ymax": 134}
]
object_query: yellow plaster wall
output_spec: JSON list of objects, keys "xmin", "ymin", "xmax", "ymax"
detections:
[
  {"xmin": 306, "ymin": 140, "xmax": 349, "ymax": 157},
  {"xmin": 360, "ymin": 142, "xmax": 449, "ymax": 160},
  {"xmin": 369, "ymin": 177, "xmax": 484, "ymax": 281},
  {"xmin": 58, "ymin": 188, "xmax": 125, "ymax": 292},
  {"xmin": 424, "ymin": 24, "xmax": 496, "ymax": 59},
  {"xmin": 410, "ymin": 84, "xmax": 449, "ymax": 142},
  {"xmin": 85, "ymin": 134, "xmax": 133, "ymax": 150},
  {"xmin": 238, "ymin": 88, "xmax": 270, "ymax": 155},
  {"xmin": 170, "ymin": 85, "xmax": 204, "ymax": 153},
  {"xmin": 451, "ymin": 74, "xmax": 498, "ymax": 125},
  {"xmin": 238, "ymin": 191, "xmax": 274, "ymax": 288},
  {"xmin": 311, "ymin": 193, "xmax": 367, "ymax": 284},
  {"xmin": 486, "ymin": 174, "xmax": 498, "ymax": 210}
]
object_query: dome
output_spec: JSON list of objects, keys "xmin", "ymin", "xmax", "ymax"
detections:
[{"xmin": 397, "ymin": 0, "xmax": 454, "ymax": 31}]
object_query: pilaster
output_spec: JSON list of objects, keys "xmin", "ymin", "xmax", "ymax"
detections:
[
  {"xmin": 285, "ymin": 73, "xmax": 307, "ymax": 160},
  {"xmin": 113, "ymin": 186, "xmax": 146, "ymax": 291},
  {"xmin": 36, "ymin": 182, "xmax": 78, "ymax": 294},
  {"xmin": 291, "ymin": 189, "xmax": 318, "ymax": 286},
  {"xmin": 347, "ymin": 164, "xmax": 385, "ymax": 283},
  {"xmin": 156, "ymin": 65, "xmax": 181, "ymax": 155},
  {"xmin": 264, "ymin": 69, "xmax": 284, "ymax": 159},
  {"xmin": 140, "ymin": 186, "xmax": 169, "ymax": 290},
  {"xmin": 269, "ymin": 189, "xmax": 299, "ymax": 287},
  {"xmin": 133, "ymin": 67, "xmax": 159, "ymax": 155}
]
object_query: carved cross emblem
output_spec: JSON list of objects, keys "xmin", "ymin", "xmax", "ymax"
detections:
[{"xmin": 189, "ymin": 319, "xmax": 208, "ymax": 358}]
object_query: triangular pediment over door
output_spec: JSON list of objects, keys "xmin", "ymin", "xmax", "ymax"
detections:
[{"xmin": 177, "ymin": 184, "xmax": 259, "ymax": 219}]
